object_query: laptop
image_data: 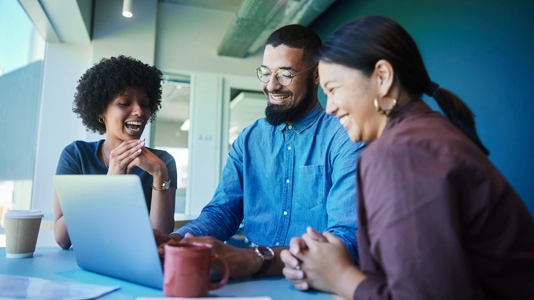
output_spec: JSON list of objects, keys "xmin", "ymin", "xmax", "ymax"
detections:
[{"xmin": 54, "ymin": 175, "xmax": 163, "ymax": 289}]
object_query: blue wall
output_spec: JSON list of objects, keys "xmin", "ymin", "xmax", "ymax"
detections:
[{"xmin": 311, "ymin": 0, "xmax": 534, "ymax": 215}]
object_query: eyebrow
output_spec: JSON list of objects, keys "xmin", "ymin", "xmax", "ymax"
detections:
[
  {"xmin": 323, "ymin": 80, "xmax": 333, "ymax": 89},
  {"xmin": 260, "ymin": 65, "xmax": 297, "ymax": 72}
]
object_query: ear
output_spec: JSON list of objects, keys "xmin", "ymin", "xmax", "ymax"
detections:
[
  {"xmin": 374, "ymin": 60, "xmax": 394, "ymax": 98},
  {"xmin": 313, "ymin": 65, "xmax": 320, "ymax": 85}
]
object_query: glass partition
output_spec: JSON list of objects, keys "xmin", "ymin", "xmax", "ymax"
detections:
[
  {"xmin": 151, "ymin": 75, "xmax": 191, "ymax": 213},
  {"xmin": 0, "ymin": 1, "xmax": 46, "ymax": 245}
]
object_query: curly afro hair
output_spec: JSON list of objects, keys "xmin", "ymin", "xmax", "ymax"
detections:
[{"xmin": 72, "ymin": 55, "xmax": 163, "ymax": 134}]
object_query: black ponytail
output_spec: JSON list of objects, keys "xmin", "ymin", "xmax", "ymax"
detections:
[
  {"xmin": 319, "ymin": 16, "xmax": 490, "ymax": 156},
  {"xmin": 427, "ymin": 85, "xmax": 489, "ymax": 155}
]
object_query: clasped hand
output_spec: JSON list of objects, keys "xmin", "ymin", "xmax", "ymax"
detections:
[
  {"xmin": 107, "ymin": 138, "xmax": 164, "ymax": 176},
  {"xmin": 281, "ymin": 227, "xmax": 358, "ymax": 295}
]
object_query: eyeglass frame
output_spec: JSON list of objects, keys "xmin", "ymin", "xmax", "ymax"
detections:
[{"xmin": 255, "ymin": 64, "xmax": 317, "ymax": 87}]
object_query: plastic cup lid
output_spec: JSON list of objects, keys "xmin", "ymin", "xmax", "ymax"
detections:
[{"xmin": 3, "ymin": 209, "xmax": 44, "ymax": 219}]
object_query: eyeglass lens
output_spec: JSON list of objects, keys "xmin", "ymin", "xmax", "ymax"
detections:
[{"xmin": 256, "ymin": 67, "xmax": 294, "ymax": 86}]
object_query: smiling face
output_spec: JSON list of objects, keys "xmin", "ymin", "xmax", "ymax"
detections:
[
  {"xmin": 261, "ymin": 44, "xmax": 318, "ymax": 125},
  {"xmin": 100, "ymin": 87, "xmax": 151, "ymax": 144},
  {"xmin": 320, "ymin": 61, "xmax": 387, "ymax": 142}
]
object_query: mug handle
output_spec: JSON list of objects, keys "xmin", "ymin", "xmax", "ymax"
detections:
[{"xmin": 208, "ymin": 254, "xmax": 230, "ymax": 290}]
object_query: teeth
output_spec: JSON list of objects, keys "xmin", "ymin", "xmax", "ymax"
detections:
[
  {"xmin": 339, "ymin": 116, "xmax": 349, "ymax": 126},
  {"xmin": 272, "ymin": 95, "xmax": 289, "ymax": 100},
  {"xmin": 126, "ymin": 121, "xmax": 142, "ymax": 125}
]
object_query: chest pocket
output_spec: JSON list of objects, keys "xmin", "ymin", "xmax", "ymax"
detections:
[{"xmin": 295, "ymin": 165, "xmax": 325, "ymax": 209}]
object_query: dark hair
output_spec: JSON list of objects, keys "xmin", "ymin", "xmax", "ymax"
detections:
[
  {"xmin": 72, "ymin": 55, "xmax": 163, "ymax": 134},
  {"xmin": 319, "ymin": 16, "xmax": 489, "ymax": 155},
  {"xmin": 266, "ymin": 24, "xmax": 322, "ymax": 65}
]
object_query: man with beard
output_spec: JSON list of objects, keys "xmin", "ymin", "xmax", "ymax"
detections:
[{"xmin": 154, "ymin": 25, "xmax": 365, "ymax": 279}]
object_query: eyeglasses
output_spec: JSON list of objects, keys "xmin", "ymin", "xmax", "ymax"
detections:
[{"xmin": 255, "ymin": 64, "xmax": 317, "ymax": 86}]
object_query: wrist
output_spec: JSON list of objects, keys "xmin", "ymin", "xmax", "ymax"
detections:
[
  {"xmin": 151, "ymin": 166, "xmax": 166, "ymax": 181},
  {"xmin": 336, "ymin": 266, "xmax": 365, "ymax": 299},
  {"xmin": 251, "ymin": 246, "xmax": 274, "ymax": 277},
  {"xmin": 251, "ymin": 248, "xmax": 263, "ymax": 275},
  {"xmin": 169, "ymin": 233, "xmax": 183, "ymax": 242},
  {"xmin": 152, "ymin": 177, "xmax": 171, "ymax": 191}
]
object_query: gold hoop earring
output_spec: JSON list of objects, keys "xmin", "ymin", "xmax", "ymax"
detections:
[
  {"xmin": 374, "ymin": 97, "xmax": 398, "ymax": 116},
  {"xmin": 98, "ymin": 117, "xmax": 104, "ymax": 123}
]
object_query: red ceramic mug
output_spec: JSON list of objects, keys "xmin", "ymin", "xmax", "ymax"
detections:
[{"xmin": 163, "ymin": 242, "xmax": 230, "ymax": 297}]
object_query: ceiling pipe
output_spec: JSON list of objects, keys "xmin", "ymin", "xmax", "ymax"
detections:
[
  {"xmin": 122, "ymin": 0, "xmax": 133, "ymax": 18},
  {"xmin": 217, "ymin": 0, "xmax": 335, "ymax": 58}
]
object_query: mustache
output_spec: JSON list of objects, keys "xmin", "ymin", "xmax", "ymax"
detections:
[{"xmin": 263, "ymin": 88, "xmax": 292, "ymax": 97}]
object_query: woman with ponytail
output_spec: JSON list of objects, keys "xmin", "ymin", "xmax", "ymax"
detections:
[{"xmin": 281, "ymin": 16, "xmax": 534, "ymax": 300}]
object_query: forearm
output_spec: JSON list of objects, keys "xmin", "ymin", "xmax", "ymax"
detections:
[
  {"xmin": 54, "ymin": 216, "xmax": 71, "ymax": 249},
  {"xmin": 228, "ymin": 246, "xmax": 288, "ymax": 278},
  {"xmin": 328, "ymin": 229, "xmax": 359, "ymax": 264},
  {"xmin": 176, "ymin": 204, "xmax": 242, "ymax": 240},
  {"xmin": 150, "ymin": 187, "xmax": 175, "ymax": 234},
  {"xmin": 335, "ymin": 266, "xmax": 366, "ymax": 300},
  {"xmin": 148, "ymin": 162, "xmax": 175, "ymax": 233},
  {"xmin": 53, "ymin": 191, "xmax": 71, "ymax": 249}
]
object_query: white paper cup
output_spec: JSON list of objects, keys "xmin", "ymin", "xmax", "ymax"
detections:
[{"xmin": 4, "ymin": 210, "xmax": 43, "ymax": 258}]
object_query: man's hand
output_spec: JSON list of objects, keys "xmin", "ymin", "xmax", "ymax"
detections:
[
  {"xmin": 181, "ymin": 233, "xmax": 261, "ymax": 279},
  {"xmin": 153, "ymin": 229, "xmax": 182, "ymax": 257}
]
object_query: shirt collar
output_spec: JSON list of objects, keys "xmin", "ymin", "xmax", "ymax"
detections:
[{"xmin": 276, "ymin": 103, "xmax": 324, "ymax": 134}]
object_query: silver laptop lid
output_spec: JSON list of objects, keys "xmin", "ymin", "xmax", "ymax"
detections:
[{"xmin": 54, "ymin": 175, "xmax": 163, "ymax": 289}]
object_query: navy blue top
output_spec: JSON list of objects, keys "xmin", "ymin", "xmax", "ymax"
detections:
[{"xmin": 56, "ymin": 140, "xmax": 177, "ymax": 211}]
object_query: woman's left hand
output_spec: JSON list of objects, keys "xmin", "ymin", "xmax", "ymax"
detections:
[
  {"xmin": 127, "ymin": 146, "xmax": 165, "ymax": 176},
  {"xmin": 124, "ymin": 140, "xmax": 167, "ymax": 182}
]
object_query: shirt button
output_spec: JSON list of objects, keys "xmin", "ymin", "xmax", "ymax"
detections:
[
  {"xmin": 287, "ymin": 146, "xmax": 292, "ymax": 151},
  {"xmin": 288, "ymin": 125, "xmax": 292, "ymax": 130},
  {"xmin": 283, "ymin": 211, "xmax": 287, "ymax": 215},
  {"xmin": 286, "ymin": 179, "xmax": 290, "ymax": 183},
  {"xmin": 275, "ymin": 242, "xmax": 280, "ymax": 246}
]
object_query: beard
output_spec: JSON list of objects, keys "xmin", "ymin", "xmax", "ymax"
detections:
[{"xmin": 264, "ymin": 74, "xmax": 315, "ymax": 126}]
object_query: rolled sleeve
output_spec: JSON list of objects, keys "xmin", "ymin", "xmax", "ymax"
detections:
[{"xmin": 325, "ymin": 135, "xmax": 365, "ymax": 264}]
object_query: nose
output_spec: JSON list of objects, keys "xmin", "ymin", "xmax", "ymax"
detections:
[
  {"xmin": 266, "ymin": 73, "xmax": 282, "ymax": 91},
  {"xmin": 325, "ymin": 96, "xmax": 337, "ymax": 115},
  {"xmin": 132, "ymin": 101, "xmax": 144, "ymax": 117}
]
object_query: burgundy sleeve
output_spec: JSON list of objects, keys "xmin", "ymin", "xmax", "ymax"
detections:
[{"xmin": 353, "ymin": 144, "xmax": 482, "ymax": 300}]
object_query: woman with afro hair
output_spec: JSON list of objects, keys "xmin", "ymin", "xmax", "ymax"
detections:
[{"xmin": 53, "ymin": 55, "xmax": 177, "ymax": 249}]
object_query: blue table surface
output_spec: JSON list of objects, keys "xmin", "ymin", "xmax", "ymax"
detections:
[{"xmin": 0, "ymin": 248, "xmax": 334, "ymax": 299}]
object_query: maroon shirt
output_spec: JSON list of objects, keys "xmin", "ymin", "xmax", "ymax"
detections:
[{"xmin": 354, "ymin": 100, "xmax": 534, "ymax": 300}]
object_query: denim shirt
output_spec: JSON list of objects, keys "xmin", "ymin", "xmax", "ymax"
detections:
[{"xmin": 175, "ymin": 103, "xmax": 365, "ymax": 263}]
